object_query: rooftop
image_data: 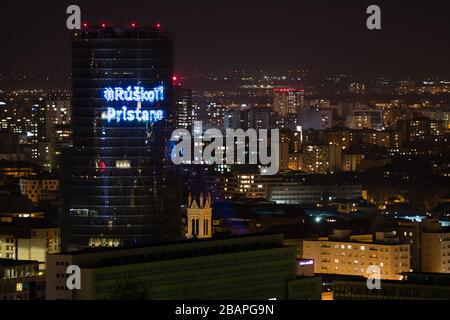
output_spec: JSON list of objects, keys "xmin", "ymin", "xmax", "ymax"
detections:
[{"xmin": 52, "ymin": 234, "xmax": 288, "ymax": 269}]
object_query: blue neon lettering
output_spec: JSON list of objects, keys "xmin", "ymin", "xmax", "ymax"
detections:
[
  {"xmin": 106, "ymin": 107, "xmax": 164, "ymax": 123},
  {"xmin": 136, "ymin": 109, "xmax": 142, "ymax": 121},
  {"xmin": 127, "ymin": 110, "xmax": 135, "ymax": 121},
  {"xmin": 103, "ymin": 85, "xmax": 165, "ymax": 103},
  {"xmin": 116, "ymin": 110, "xmax": 123, "ymax": 121}
]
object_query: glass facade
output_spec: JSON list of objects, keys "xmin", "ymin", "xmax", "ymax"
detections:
[{"xmin": 61, "ymin": 26, "xmax": 181, "ymax": 250}]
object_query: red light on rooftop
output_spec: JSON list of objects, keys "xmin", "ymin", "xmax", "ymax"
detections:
[
  {"xmin": 156, "ymin": 23, "xmax": 161, "ymax": 29},
  {"xmin": 101, "ymin": 23, "xmax": 107, "ymax": 28},
  {"xmin": 82, "ymin": 22, "xmax": 88, "ymax": 28},
  {"xmin": 131, "ymin": 22, "xmax": 136, "ymax": 28}
]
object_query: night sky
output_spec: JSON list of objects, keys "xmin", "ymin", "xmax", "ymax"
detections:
[{"xmin": 1, "ymin": 0, "xmax": 450, "ymax": 78}]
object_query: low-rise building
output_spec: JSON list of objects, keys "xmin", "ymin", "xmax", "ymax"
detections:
[
  {"xmin": 46, "ymin": 234, "xmax": 321, "ymax": 300},
  {"xmin": 267, "ymin": 184, "xmax": 362, "ymax": 204},
  {"xmin": 421, "ymin": 231, "xmax": 450, "ymax": 273}
]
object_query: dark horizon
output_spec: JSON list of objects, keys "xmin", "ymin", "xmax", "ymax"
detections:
[{"xmin": 1, "ymin": 0, "xmax": 450, "ymax": 81}]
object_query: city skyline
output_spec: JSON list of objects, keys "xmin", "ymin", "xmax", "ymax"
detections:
[{"xmin": 0, "ymin": 0, "xmax": 450, "ymax": 305}]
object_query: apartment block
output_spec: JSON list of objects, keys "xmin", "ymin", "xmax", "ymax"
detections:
[{"xmin": 301, "ymin": 230, "xmax": 410, "ymax": 280}]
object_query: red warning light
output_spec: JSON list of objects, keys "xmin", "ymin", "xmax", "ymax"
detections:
[
  {"xmin": 131, "ymin": 22, "xmax": 136, "ymax": 28},
  {"xmin": 156, "ymin": 23, "xmax": 161, "ymax": 29},
  {"xmin": 101, "ymin": 23, "xmax": 107, "ymax": 28},
  {"xmin": 82, "ymin": 22, "xmax": 88, "ymax": 28},
  {"xmin": 172, "ymin": 75, "xmax": 182, "ymax": 87}
]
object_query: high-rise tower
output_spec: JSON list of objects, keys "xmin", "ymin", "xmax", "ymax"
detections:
[{"xmin": 61, "ymin": 25, "xmax": 181, "ymax": 250}]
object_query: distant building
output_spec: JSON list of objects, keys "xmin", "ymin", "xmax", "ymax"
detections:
[
  {"xmin": 346, "ymin": 109, "xmax": 383, "ymax": 131},
  {"xmin": 61, "ymin": 25, "xmax": 181, "ymax": 250},
  {"xmin": 342, "ymin": 154, "xmax": 364, "ymax": 172},
  {"xmin": 0, "ymin": 133, "xmax": 29, "ymax": 162},
  {"xmin": 224, "ymin": 106, "xmax": 270, "ymax": 131},
  {"xmin": 0, "ymin": 259, "xmax": 45, "ymax": 300},
  {"xmin": 287, "ymin": 153, "xmax": 302, "ymax": 171},
  {"xmin": 267, "ymin": 184, "xmax": 362, "ymax": 204},
  {"xmin": 0, "ymin": 235, "xmax": 15, "ymax": 259},
  {"xmin": 224, "ymin": 108, "xmax": 241, "ymax": 130},
  {"xmin": 205, "ymin": 102, "xmax": 227, "ymax": 128},
  {"xmin": 279, "ymin": 129, "xmax": 302, "ymax": 153},
  {"xmin": 53, "ymin": 124, "xmax": 72, "ymax": 171},
  {"xmin": 373, "ymin": 218, "xmax": 450, "ymax": 273},
  {"xmin": 348, "ymin": 82, "xmax": 366, "ymax": 94},
  {"xmin": 240, "ymin": 106, "xmax": 270, "ymax": 130},
  {"xmin": 298, "ymin": 107, "xmax": 333, "ymax": 130},
  {"xmin": 361, "ymin": 129, "xmax": 391, "ymax": 148},
  {"xmin": 208, "ymin": 170, "xmax": 284, "ymax": 200},
  {"xmin": 296, "ymin": 259, "xmax": 315, "ymax": 277},
  {"xmin": 0, "ymin": 191, "xmax": 44, "ymax": 223},
  {"xmin": 19, "ymin": 177, "xmax": 58, "ymax": 204},
  {"xmin": 0, "ymin": 226, "xmax": 60, "ymax": 269},
  {"xmin": 422, "ymin": 231, "xmax": 450, "ymax": 273},
  {"xmin": 302, "ymin": 144, "xmax": 342, "ymax": 174},
  {"xmin": 273, "ymin": 88, "xmax": 304, "ymax": 117},
  {"xmin": 397, "ymin": 116, "xmax": 446, "ymax": 144},
  {"xmin": 46, "ymin": 234, "xmax": 322, "ymax": 300},
  {"xmin": 0, "ymin": 161, "xmax": 40, "ymax": 178}
]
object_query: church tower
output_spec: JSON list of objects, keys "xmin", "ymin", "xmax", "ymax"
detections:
[{"xmin": 186, "ymin": 193, "xmax": 212, "ymax": 239}]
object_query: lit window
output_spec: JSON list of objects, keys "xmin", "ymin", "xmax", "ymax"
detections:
[{"xmin": 116, "ymin": 160, "xmax": 131, "ymax": 169}]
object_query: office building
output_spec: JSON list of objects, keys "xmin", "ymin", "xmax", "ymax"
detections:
[
  {"xmin": 61, "ymin": 25, "xmax": 181, "ymax": 250},
  {"xmin": 224, "ymin": 108, "xmax": 241, "ymax": 130}
]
